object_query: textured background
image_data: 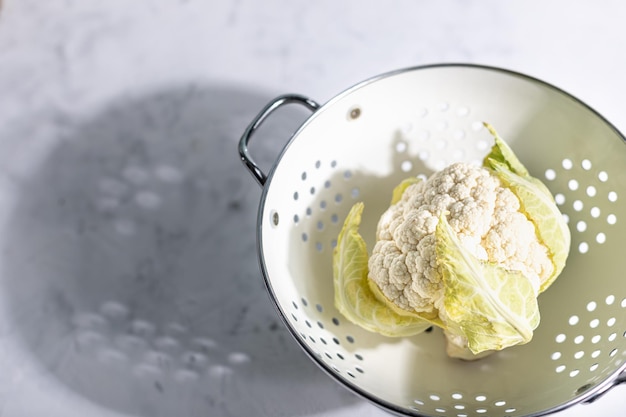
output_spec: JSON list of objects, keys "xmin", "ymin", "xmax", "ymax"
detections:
[{"xmin": 0, "ymin": 1, "xmax": 624, "ymax": 416}]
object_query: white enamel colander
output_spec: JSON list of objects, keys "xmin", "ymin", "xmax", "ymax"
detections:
[{"xmin": 238, "ymin": 64, "xmax": 626, "ymax": 417}]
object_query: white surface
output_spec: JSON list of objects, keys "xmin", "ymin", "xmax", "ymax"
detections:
[{"xmin": 0, "ymin": 1, "xmax": 624, "ymax": 416}]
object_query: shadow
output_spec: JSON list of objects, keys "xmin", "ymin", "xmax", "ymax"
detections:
[{"xmin": 0, "ymin": 84, "xmax": 358, "ymax": 416}]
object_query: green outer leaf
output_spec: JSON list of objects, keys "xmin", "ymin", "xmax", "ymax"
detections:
[
  {"xmin": 482, "ymin": 124, "xmax": 571, "ymax": 292},
  {"xmin": 436, "ymin": 215, "xmax": 540, "ymax": 354},
  {"xmin": 333, "ymin": 202, "xmax": 432, "ymax": 337},
  {"xmin": 391, "ymin": 177, "xmax": 421, "ymax": 205},
  {"xmin": 482, "ymin": 122, "xmax": 529, "ymax": 176}
]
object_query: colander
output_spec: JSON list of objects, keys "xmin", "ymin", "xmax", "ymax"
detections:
[{"xmin": 238, "ymin": 64, "xmax": 626, "ymax": 417}]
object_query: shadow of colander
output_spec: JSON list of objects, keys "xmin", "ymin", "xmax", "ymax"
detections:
[{"xmin": 0, "ymin": 84, "xmax": 359, "ymax": 417}]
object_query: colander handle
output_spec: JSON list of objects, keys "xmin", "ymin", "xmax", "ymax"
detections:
[{"xmin": 239, "ymin": 94, "xmax": 320, "ymax": 186}]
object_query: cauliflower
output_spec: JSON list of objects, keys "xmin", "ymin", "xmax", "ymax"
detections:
[
  {"xmin": 333, "ymin": 124, "xmax": 570, "ymax": 360},
  {"xmin": 370, "ymin": 162, "xmax": 553, "ymax": 313}
]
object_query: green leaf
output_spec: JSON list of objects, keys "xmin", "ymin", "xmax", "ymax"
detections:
[
  {"xmin": 333, "ymin": 202, "xmax": 432, "ymax": 337},
  {"xmin": 482, "ymin": 122, "xmax": 529, "ymax": 177},
  {"xmin": 436, "ymin": 215, "xmax": 540, "ymax": 354},
  {"xmin": 482, "ymin": 124, "xmax": 571, "ymax": 292},
  {"xmin": 390, "ymin": 177, "xmax": 421, "ymax": 205}
]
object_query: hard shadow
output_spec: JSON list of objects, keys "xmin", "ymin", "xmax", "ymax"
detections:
[{"xmin": 0, "ymin": 84, "xmax": 358, "ymax": 417}]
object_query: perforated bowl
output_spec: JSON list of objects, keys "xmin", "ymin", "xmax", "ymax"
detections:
[{"xmin": 238, "ymin": 64, "xmax": 626, "ymax": 417}]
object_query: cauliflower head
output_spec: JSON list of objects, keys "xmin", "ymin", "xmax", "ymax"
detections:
[
  {"xmin": 332, "ymin": 124, "xmax": 571, "ymax": 359},
  {"xmin": 369, "ymin": 161, "xmax": 553, "ymax": 317}
]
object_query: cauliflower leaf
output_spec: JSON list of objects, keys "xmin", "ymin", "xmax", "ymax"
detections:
[
  {"xmin": 436, "ymin": 215, "xmax": 540, "ymax": 353},
  {"xmin": 482, "ymin": 124, "xmax": 571, "ymax": 292},
  {"xmin": 482, "ymin": 122, "xmax": 529, "ymax": 177},
  {"xmin": 333, "ymin": 202, "xmax": 432, "ymax": 337},
  {"xmin": 391, "ymin": 176, "xmax": 421, "ymax": 205}
]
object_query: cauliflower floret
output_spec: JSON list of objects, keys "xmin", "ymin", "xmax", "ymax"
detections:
[{"xmin": 368, "ymin": 162, "xmax": 553, "ymax": 316}]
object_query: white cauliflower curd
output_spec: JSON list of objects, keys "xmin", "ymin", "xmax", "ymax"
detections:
[
  {"xmin": 369, "ymin": 162, "xmax": 553, "ymax": 317},
  {"xmin": 333, "ymin": 124, "xmax": 571, "ymax": 360}
]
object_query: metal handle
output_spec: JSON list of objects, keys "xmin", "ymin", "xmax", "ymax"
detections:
[
  {"xmin": 583, "ymin": 369, "xmax": 626, "ymax": 404},
  {"xmin": 239, "ymin": 94, "xmax": 320, "ymax": 187}
]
